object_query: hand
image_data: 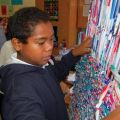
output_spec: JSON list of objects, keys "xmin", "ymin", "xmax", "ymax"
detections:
[{"xmin": 72, "ymin": 36, "xmax": 92, "ymax": 56}]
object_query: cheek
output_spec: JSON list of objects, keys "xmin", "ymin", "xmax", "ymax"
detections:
[
  {"xmin": 29, "ymin": 47, "xmax": 44, "ymax": 57},
  {"xmin": 32, "ymin": 47, "xmax": 46, "ymax": 60},
  {"xmin": 21, "ymin": 45, "xmax": 43, "ymax": 57}
]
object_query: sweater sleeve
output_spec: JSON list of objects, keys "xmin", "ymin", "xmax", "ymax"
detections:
[
  {"xmin": 8, "ymin": 75, "xmax": 47, "ymax": 120},
  {"xmin": 52, "ymin": 51, "xmax": 80, "ymax": 82}
]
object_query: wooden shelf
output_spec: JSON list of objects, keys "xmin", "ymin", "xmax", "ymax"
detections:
[
  {"xmin": 58, "ymin": 0, "xmax": 78, "ymax": 48},
  {"xmin": 77, "ymin": 0, "xmax": 89, "ymax": 28},
  {"xmin": 35, "ymin": 0, "xmax": 44, "ymax": 10}
]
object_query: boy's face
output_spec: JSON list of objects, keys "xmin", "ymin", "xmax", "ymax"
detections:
[{"xmin": 14, "ymin": 22, "xmax": 54, "ymax": 66}]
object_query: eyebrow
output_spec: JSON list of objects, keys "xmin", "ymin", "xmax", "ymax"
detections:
[
  {"xmin": 37, "ymin": 37, "xmax": 47, "ymax": 41},
  {"xmin": 35, "ymin": 34, "xmax": 54, "ymax": 41}
]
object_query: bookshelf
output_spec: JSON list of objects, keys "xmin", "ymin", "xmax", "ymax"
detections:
[
  {"xmin": 35, "ymin": 0, "xmax": 59, "ymax": 26},
  {"xmin": 44, "ymin": 0, "xmax": 58, "ymax": 21}
]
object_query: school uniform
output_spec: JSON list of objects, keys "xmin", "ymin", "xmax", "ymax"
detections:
[{"xmin": 0, "ymin": 52, "xmax": 80, "ymax": 120}]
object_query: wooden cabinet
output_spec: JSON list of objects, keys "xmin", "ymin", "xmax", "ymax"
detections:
[
  {"xmin": 77, "ymin": 0, "xmax": 89, "ymax": 28},
  {"xmin": 58, "ymin": 0, "xmax": 78, "ymax": 48},
  {"xmin": 35, "ymin": 0, "xmax": 44, "ymax": 10}
]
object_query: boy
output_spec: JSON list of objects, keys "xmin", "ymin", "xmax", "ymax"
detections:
[{"xmin": 0, "ymin": 7, "xmax": 91, "ymax": 120}]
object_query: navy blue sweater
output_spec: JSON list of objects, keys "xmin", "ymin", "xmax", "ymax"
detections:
[{"xmin": 0, "ymin": 52, "xmax": 80, "ymax": 120}]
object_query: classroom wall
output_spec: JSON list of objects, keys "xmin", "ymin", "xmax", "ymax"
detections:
[{"xmin": 0, "ymin": 0, "xmax": 35, "ymax": 17}]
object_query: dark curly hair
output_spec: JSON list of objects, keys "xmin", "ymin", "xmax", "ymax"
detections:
[{"xmin": 11, "ymin": 7, "xmax": 50, "ymax": 43}]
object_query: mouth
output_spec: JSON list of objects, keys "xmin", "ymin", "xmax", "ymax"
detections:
[{"xmin": 43, "ymin": 55, "xmax": 51, "ymax": 61}]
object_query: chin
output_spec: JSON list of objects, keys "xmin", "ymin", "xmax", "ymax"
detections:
[{"xmin": 42, "ymin": 60, "xmax": 49, "ymax": 65}]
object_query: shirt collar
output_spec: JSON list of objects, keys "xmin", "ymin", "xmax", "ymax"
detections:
[{"xmin": 5, "ymin": 53, "xmax": 49, "ymax": 68}]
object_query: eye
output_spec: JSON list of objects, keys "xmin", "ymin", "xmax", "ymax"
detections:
[
  {"xmin": 37, "ymin": 40, "xmax": 45, "ymax": 45},
  {"xmin": 38, "ymin": 42, "xmax": 45, "ymax": 45},
  {"xmin": 39, "ymin": 43, "xmax": 44, "ymax": 45}
]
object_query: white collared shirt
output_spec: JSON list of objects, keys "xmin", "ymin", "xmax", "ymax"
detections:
[{"xmin": 5, "ymin": 53, "xmax": 54, "ymax": 68}]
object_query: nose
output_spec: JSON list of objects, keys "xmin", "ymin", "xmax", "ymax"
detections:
[{"xmin": 45, "ymin": 40, "xmax": 53, "ymax": 51}]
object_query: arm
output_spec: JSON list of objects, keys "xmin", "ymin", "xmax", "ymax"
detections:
[
  {"xmin": 53, "ymin": 36, "xmax": 92, "ymax": 81},
  {"xmin": 8, "ymin": 76, "xmax": 47, "ymax": 120}
]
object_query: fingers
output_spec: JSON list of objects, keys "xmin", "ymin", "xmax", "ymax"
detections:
[
  {"xmin": 85, "ymin": 37, "xmax": 92, "ymax": 44},
  {"xmin": 84, "ymin": 36, "xmax": 92, "ymax": 43},
  {"xmin": 71, "ymin": 36, "xmax": 92, "ymax": 56},
  {"xmin": 83, "ymin": 36, "xmax": 92, "ymax": 54},
  {"xmin": 83, "ymin": 36, "xmax": 92, "ymax": 48},
  {"xmin": 86, "ymin": 48, "xmax": 91, "ymax": 53}
]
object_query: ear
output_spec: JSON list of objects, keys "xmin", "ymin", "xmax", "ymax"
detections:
[{"xmin": 11, "ymin": 38, "xmax": 22, "ymax": 52}]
